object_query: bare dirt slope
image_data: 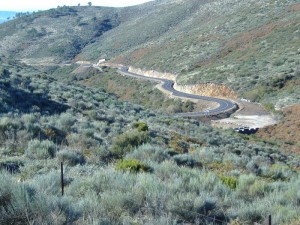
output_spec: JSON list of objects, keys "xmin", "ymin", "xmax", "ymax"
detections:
[{"xmin": 257, "ymin": 104, "xmax": 300, "ymax": 154}]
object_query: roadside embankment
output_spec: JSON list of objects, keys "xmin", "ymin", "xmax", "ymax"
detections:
[
  {"xmin": 128, "ymin": 67, "xmax": 177, "ymax": 80},
  {"xmin": 174, "ymin": 83, "xmax": 237, "ymax": 99},
  {"xmin": 128, "ymin": 67, "xmax": 237, "ymax": 99}
]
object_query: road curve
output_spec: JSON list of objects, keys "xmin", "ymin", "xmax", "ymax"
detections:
[{"xmin": 118, "ymin": 67, "xmax": 237, "ymax": 117}]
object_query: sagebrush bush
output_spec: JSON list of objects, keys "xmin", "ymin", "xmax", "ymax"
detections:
[
  {"xmin": 28, "ymin": 171, "xmax": 61, "ymax": 195},
  {"xmin": 233, "ymin": 202, "xmax": 265, "ymax": 224},
  {"xmin": 56, "ymin": 112, "xmax": 76, "ymax": 132},
  {"xmin": 66, "ymin": 133, "xmax": 99, "ymax": 153},
  {"xmin": 0, "ymin": 171, "xmax": 58, "ymax": 225},
  {"xmin": 56, "ymin": 149, "xmax": 85, "ymax": 166},
  {"xmin": 26, "ymin": 139, "xmax": 56, "ymax": 159},
  {"xmin": 235, "ymin": 174, "xmax": 273, "ymax": 201},
  {"xmin": 173, "ymin": 154, "xmax": 202, "ymax": 168},
  {"xmin": 126, "ymin": 144, "xmax": 170, "ymax": 163},
  {"xmin": 110, "ymin": 131, "xmax": 149, "ymax": 158},
  {"xmin": 261, "ymin": 164, "xmax": 294, "ymax": 180},
  {"xmin": 100, "ymin": 190, "xmax": 144, "ymax": 221}
]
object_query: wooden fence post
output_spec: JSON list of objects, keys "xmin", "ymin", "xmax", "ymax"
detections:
[
  {"xmin": 268, "ymin": 215, "xmax": 272, "ymax": 225},
  {"xmin": 61, "ymin": 161, "xmax": 64, "ymax": 196}
]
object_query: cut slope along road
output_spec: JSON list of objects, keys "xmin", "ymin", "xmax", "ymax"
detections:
[{"xmin": 118, "ymin": 67, "xmax": 237, "ymax": 117}]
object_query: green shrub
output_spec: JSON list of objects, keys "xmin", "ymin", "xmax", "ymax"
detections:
[
  {"xmin": 133, "ymin": 121, "xmax": 149, "ymax": 132},
  {"xmin": 169, "ymin": 139, "xmax": 189, "ymax": 153},
  {"xmin": 219, "ymin": 175, "xmax": 238, "ymax": 189},
  {"xmin": 26, "ymin": 139, "xmax": 56, "ymax": 159},
  {"xmin": 110, "ymin": 131, "xmax": 149, "ymax": 158},
  {"xmin": 263, "ymin": 103, "xmax": 275, "ymax": 113},
  {"xmin": 116, "ymin": 159, "xmax": 151, "ymax": 173}
]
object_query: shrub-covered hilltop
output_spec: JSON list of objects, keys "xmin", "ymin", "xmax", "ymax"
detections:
[{"xmin": 0, "ymin": 0, "xmax": 300, "ymax": 224}]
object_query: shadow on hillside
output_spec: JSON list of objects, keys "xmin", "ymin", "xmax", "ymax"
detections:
[{"xmin": 0, "ymin": 85, "xmax": 69, "ymax": 115}]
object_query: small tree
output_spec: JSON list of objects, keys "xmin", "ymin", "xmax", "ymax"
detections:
[{"xmin": 88, "ymin": 2, "xmax": 92, "ymax": 6}]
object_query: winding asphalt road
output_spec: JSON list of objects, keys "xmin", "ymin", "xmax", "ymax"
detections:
[{"xmin": 118, "ymin": 67, "xmax": 237, "ymax": 117}]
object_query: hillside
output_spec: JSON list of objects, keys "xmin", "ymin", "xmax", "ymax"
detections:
[
  {"xmin": 0, "ymin": 0, "xmax": 299, "ymax": 107},
  {"xmin": 79, "ymin": 0, "xmax": 300, "ymax": 108},
  {"xmin": 1, "ymin": 1, "xmax": 300, "ymax": 224},
  {"xmin": 0, "ymin": 6, "xmax": 120, "ymax": 64},
  {"xmin": 0, "ymin": 54, "xmax": 300, "ymax": 225}
]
